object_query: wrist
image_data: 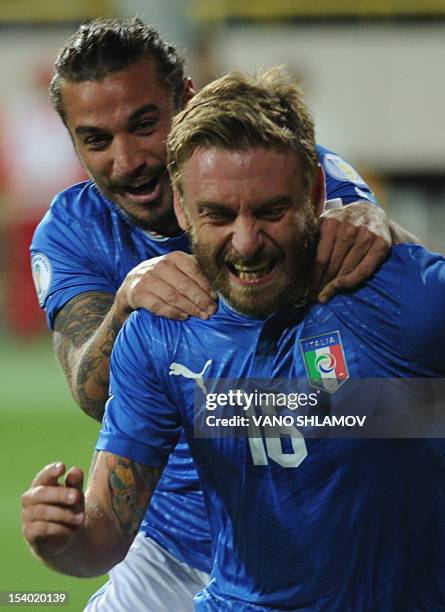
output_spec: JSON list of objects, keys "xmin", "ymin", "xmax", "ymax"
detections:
[
  {"xmin": 30, "ymin": 535, "xmax": 72, "ymax": 569},
  {"xmin": 113, "ymin": 289, "xmax": 133, "ymax": 326},
  {"xmin": 389, "ymin": 220, "xmax": 403, "ymax": 245}
]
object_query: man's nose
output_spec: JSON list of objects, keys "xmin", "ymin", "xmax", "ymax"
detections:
[
  {"xmin": 112, "ymin": 135, "xmax": 146, "ymax": 178},
  {"xmin": 231, "ymin": 217, "xmax": 263, "ymax": 259}
]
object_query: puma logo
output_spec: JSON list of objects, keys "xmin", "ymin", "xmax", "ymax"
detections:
[{"xmin": 169, "ymin": 359, "xmax": 213, "ymax": 394}]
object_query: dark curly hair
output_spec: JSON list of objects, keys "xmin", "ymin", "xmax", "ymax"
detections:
[{"xmin": 50, "ymin": 17, "xmax": 185, "ymax": 123}]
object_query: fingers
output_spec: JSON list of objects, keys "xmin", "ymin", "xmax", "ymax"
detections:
[
  {"xmin": 130, "ymin": 275, "xmax": 214, "ymax": 320},
  {"xmin": 309, "ymin": 218, "xmax": 360, "ymax": 297},
  {"xmin": 22, "ymin": 464, "xmax": 85, "ymax": 554},
  {"xmin": 31, "ymin": 462, "xmax": 66, "ymax": 488},
  {"xmin": 310, "ymin": 202, "xmax": 392, "ymax": 302},
  {"xmin": 321, "ymin": 225, "xmax": 375, "ymax": 288},
  {"xmin": 64, "ymin": 467, "xmax": 85, "ymax": 515},
  {"xmin": 308, "ymin": 220, "xmax": 336, "ymax": 298},
  {"xmin": 22, "ymin": 481, "xmax": 79, "ymax": 509},
  {"xmin": 318, "ymin": 237, "xmax": 389, "ymax": 303},
  {"xmin": 23, "ymin": 464, "xmax": 85, "ymax": 514},
  {"xmin": 23, "ymin": 520, "xmax": 79, "ymax": 543},
  {"xmin": 124, "ymin": 253, "xmax": 217, "ymax": 320},
  {"xmin": 65, "ymin": 466, "xmax": 84, "ymax": 490},
  {"xmin": 168, "ymin": 252, "xmax": 217, "ymax": 298},
  {"xmin": 23, "ymin": 502, "xmax": 84, "ymax": 529}
]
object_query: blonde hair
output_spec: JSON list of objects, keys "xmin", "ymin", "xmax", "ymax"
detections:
[{"xmin": 167, "ymin": 66, "xmax": 317, "ymax": 193}]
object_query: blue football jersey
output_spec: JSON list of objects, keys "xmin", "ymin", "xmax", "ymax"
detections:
[
  {"xmin": 317, "ymin": 144, "xmax": 377, "ymax": 206},
  {"xmin": 98, "ymin": 245, "xmax": 445, "ymax": 610},
  {"xmin": 30, "ymin": 148, "xmax": 377, "ymax": 573}
]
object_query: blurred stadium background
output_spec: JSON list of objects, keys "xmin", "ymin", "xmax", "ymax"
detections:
[{"xmin": 0, "ymin": 0, "xmax": 444, "ymax": 609}]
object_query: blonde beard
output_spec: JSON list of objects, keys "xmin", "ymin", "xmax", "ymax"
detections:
[{"xmin": 187, "ymin": 201, "xmax": 319, "ymax": 318}]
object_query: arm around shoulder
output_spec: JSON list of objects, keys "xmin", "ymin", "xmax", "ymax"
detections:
[{"xmin": 51, "ymin": 251, "xmax": 216, "ymax": 422}]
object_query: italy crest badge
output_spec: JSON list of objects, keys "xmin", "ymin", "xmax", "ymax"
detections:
[{"xmin": 300, "ymin": 331, "xmax": 349, "ymax": 393}]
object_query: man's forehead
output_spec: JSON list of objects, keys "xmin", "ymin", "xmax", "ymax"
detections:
[
  {"xmin": 185, "ymin": 146, "xmax": 301, "ymax": 171},
  {"xmin": 61, "ymin": 59, "xmax": 174, "ymax": 124},
  {"xmin": 181, "ymin": 147, "xmax": 304, "ymax": 197}
]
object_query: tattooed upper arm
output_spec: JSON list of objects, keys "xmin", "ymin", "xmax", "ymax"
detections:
[
  {"xmin": 94, "ymin": 452, "xmax": 163, "ymax": 541},
  {"xmin": 52, "ymin": 292, "xmax": 118, "ymax": 420},
  {"xmin": 53, "ymin": 292, "xmax": 115, "ymax": 351}
]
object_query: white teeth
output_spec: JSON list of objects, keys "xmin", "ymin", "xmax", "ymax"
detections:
[
  {"xmin": 234, "ymin": 263, "xmax": 269, "ymax": 273},
  {"xmin": 238, "ymin": 271, "xmax": 265, "ymax": 280},
  {"xmin": 230, "ymin": 261, "xmax": 274, "ymax": 280}
]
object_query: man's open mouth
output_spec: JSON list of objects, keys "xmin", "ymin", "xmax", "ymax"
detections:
[
  {"xmin": 124, "ymin": 173, "xmax": 163, "ymax": 196},
  {"xmin": 226, "ymin": 260, "xmax": 276, "ymax": 280}
]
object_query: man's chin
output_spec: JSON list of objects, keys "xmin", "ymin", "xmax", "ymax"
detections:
[
  {"xmin": 132, "ymin": 208, "xmax": 180, "ymax": 235},
  {"xmin": 196, "ymin": 261, "xmax": 304, "ymax": 317},
  {"xmin": 103, "ymin": 191, "xmax": 178, "ymax": 234},
  {"xmin": 219, "ymin": 284, "xmax": 295, "ymax": 319}
]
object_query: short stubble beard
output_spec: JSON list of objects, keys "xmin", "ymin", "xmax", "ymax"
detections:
[{"xmin": 188, "ymin": 203, "xmax": 319, "ymax": 318}]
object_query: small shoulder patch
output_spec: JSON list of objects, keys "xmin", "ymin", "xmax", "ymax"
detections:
[
  {"xmin": 31, "ymin": 253, "xmax": 52, "ymax": 306},
  {"xmin": 324, "ymin": 153, "xmax": 367, "ymax": 187}
]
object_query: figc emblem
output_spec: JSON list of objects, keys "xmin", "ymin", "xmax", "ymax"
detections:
[{"xmin": 300, "ymin": 331, "xmax": 349, "ymax": 393}]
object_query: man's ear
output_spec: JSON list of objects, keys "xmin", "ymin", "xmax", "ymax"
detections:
[
  {"xmin": 311, "ymin": 164, "xmax": 326, "ymax": 218},
  {"xmin": 181, "ymin": 78, "xmax": 196, "ymax": 108},
  {"xmin": 173, "ymin": 188, "xmax": 188, "ymax": 231}
]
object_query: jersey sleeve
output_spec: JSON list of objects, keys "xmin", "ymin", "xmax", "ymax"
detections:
[
  {"xmin": 398, "ymin": 246, "xmax": 445, "ymax": 374},
  {"xmin": 30, "ymin": 202, "xmax": 116, "ymax": 330},
  {"xmin": 317, "ymin": 144, "xmax": 378, "ymax": 206},
  {"xmin": 96, "ymin": 310, "xmax": 182, "ymax": 466}
]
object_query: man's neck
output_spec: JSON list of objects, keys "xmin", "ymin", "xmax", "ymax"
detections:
[{"xmin": 103, "ymin": 193, "xmax": 182, "ymax": 237}]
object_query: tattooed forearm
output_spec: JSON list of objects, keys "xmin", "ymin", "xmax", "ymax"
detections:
[
  {"xmin": 53, "ymin": 292, "xmax": 122, "ymax": 421},
  {"xmin": 75, "ymin": 310, "xmax": 122, "ymax": 421},
  {"xmin": 54, "ymin": 292, "xmax": 114, "ymax": 348},
  {"xmin": 105, "ymin": 455, "xmax": 162, "ymax": 540}
]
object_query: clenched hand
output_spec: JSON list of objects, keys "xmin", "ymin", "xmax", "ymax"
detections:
[{"xmin": 22, "ymin": 462, "xmax": 85, "ymax": 560}]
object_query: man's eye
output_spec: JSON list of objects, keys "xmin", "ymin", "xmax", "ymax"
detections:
[
  {"xmin": 136, "ymin": 118, "xmax": 157, "ymax": 133},
  {"xmin": 257, "ymin": 207, "xmax": 287, "ymax": 221},
  {"xmin": 84, "ymin": 136, "xmax": 109, "ymax": 150},
  {"xmin": 205, "ymin": 212, "xmax": 233, "ymax": 223}
]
